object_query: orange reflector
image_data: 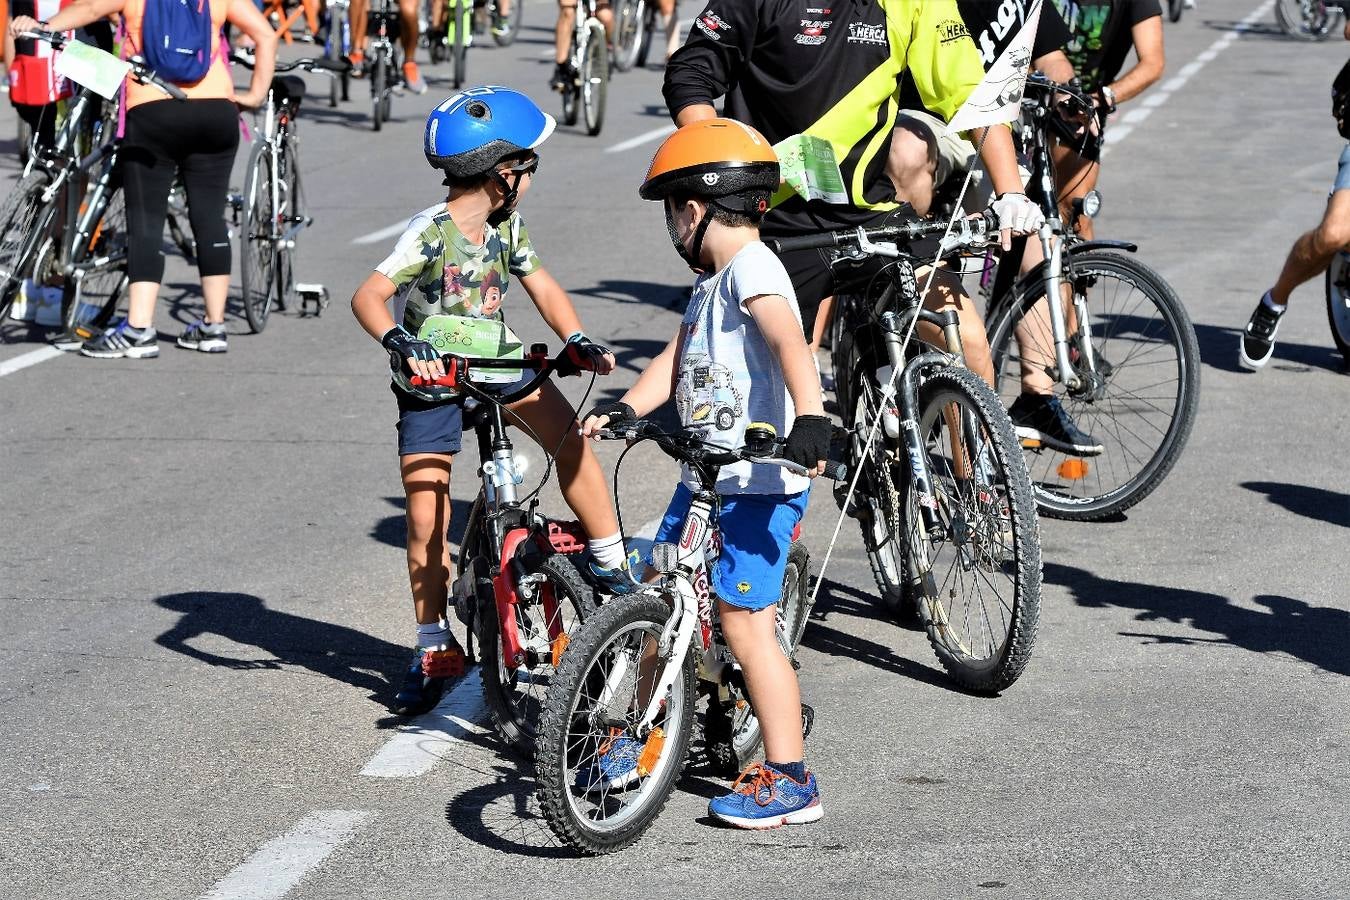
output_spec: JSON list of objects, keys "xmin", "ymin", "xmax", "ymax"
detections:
[
  {"xmin": 1058, "ymin": 458, "xmax": 1091, "ymax": 480},
  {"xmin": 637, "ymin": 727, "xmax": 666, "ymax": 777},
  {"xmin": 1020, "ymin": 437, "xmax": 1042, "ymax": 449},
  {"xmin": 551, "ymin": 633, "xmax": 570, "ymax": 667}
]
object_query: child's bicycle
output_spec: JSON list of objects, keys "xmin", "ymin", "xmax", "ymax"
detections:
[
  {"xmin": 409, "ymin": 344, "xmax": 601, "ymax": 753},
  {"xmin": 534, "ymin": 420, "xmax": 845, "ymax": 854},
  {"xmin": 558, "ymin": 0, "xmax": 608, "ymax": 136}
]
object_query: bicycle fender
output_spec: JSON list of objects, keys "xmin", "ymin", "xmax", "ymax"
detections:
[
  {"xmin": 1002, "ymin": 241, "xmax": 1141, "ymax": 310},
  {"xmin": 1068, "ymin": 239, "xmax": 1138, "ymax": 255},
  {"xmin": 492, "ymin": 526, "xmax": 532, "ymax": 670}
]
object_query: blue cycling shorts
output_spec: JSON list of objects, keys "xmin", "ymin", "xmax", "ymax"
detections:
[{"xmin": 652, "ymin": 484, "xmax": 810, "ymax": 611}]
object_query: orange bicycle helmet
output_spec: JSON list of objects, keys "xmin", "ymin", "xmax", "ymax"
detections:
[{"xmin": 640, "ymin": 118, "xmax": 779, "ymax": 213}]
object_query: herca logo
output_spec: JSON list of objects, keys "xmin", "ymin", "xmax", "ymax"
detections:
[
  {"xmin": 846, "ymin": 21, "xmax": 886, "ymax": 46},
  {"xmin": 937, "ymin": 18, "xmax": 970, "ymax": 44}
]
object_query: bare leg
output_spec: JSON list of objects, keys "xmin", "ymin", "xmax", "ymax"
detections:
[
  {"xmin": 886, "ymin": 121, "xmax": 937, "ymax": 217},
  {"xmin": 719, "ymin": 600, "xmax": 802, "ymax": 764},
  {"xmin": 350, "ymin": 0, "xmax": 369, "ymax": 52},
  {"xmin": 915, "ymin": 265, "xmax": 994, "ymax": 387},
  {"xmin": 1271, "ymin": 189, "xmax": 1350, "ymax": 305},
  {"xmin": 200, "ymin": 274, "xmax": 230, "ymax": 326},
  {"xmin": 808, "ymin": 294, "xmax": 835, "ymax": 355},
  {"xmin": 1051, "ymin": 139, "xmax": 1100, "ymax": 240},
  {"xmin": 401, "ymin": 453, "xmax": 455, "ymax": 625},
  {"xmin": 125, "ymin": 282, "xmax": 159, "ymax": 329},
  {"xmin": 397, "ymin": 0, "xmax": 419, "ymax": 60},
  {"xmin": 555, "ymin": 1, "xmax": 575, "ymax": 64}
]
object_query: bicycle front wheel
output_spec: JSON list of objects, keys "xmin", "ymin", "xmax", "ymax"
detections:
[
  {"xmin": 1167, "ymin": 0, "xmax": 1184, "ymax": 21},
  {"xmin": 371, "ymin": 54, "xmax": 387, "ymax": 130},
  {"xmin": 1326, "ymin": 251, "xmax": 1350, "ymax": 368},
  {"xmin": 536, "ymin": 593, "xmax": 696, "ymax": 855},
  {"xmin": 580, "ymin": 19, "xmax": 608, "ymax": 136},
  {"xmin": 64, "ymin": 182, "xmax": 129, "ymax": 332},
  {"xmin": 0, "ymin": 170, "xmax": 58, "ymax": 322},
  {"xmin": 988, "ymin": 251, "xmax": 1200, "ymax": 520},
  {"xmin": 905, "ymin": 366, "xmax": 1040, "ymax": 694},
  {"xmin": 612, "ymin": 0, "xmax": 645, "ymax": 71},
  {"xmin": 449, "ymin": 1, "xmax": 469, "ymax": 89},
  {"xmin": 846, "ymin": 371, "xmax": 909, "ymax": 616},
  {"xmin": 492, "ymin": 0, "xmax": 522, "ymax": 45},
  {"xmin": 1274, "ymin": 0, "xmax": 1337, "ymax": 39},
  {"xmin": 240, "ymin": 145, "xmax": 277, "ymax": 333}
]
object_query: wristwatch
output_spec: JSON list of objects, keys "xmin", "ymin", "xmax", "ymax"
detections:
[{"xmin": 1099, "ymin": 84, "xmax": 1118, "ymax": 113}]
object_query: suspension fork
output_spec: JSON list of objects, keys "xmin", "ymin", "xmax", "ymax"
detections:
[{"xmin": 1036, "ymin": 222, "xmax": 1082, "ymax": 391}]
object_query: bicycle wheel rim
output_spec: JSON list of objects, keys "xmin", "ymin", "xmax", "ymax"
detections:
[
  {"xmin": 240, "ymin": 152, "xmax": 277, "ymax": 333},
  {"xmin": 990, "ymin": 254, "xmax": 1198, "ymax": 517},
  {"xmin": 68, "ymin": 186, "xmax": 129, "ymax": 330},
  {"xmin": 0, "ymin": 173, "xmax": 54, "ymax": 298},
  {"xmin": 582, "ymin": 21, "xmax": 607, "ymax": 136},
  {"xmin": 851, "ymin": 376, "xmax": 905, "ymax": 602}
]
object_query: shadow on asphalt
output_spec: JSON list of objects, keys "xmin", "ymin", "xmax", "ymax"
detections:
[
  {"xmin": 444, "ymin": 763, "xmax": 580, "ymax": 858},
  {"xmin": 1192, "ymin": 320, "xmax": 1345, "ymax": 374},
  {"xmin": 1045, "ymin": 562, "xmax": 1350, "ymax": 676},
  {"xmin": 154, "ymin": 591, "xmax": 405, "ymax": 700},
  {"xmin": 569, "ymin": 278, "xmax": 689, "ymax": 310},
  {"xmin": 370, "ymin": 494, "xmax": 474, "ymax": 549},
  {"xmin": 1241, "ymin": 480, "xmax": 1350, "ymax": 529},
  {"xmin": 1200, "ymin": 19, "xmax": 1291, "ymax": 39}
]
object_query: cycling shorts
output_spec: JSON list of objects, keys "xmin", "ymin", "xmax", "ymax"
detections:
[
  {"xmin": 391, "ymin": 369, "xmax": 534, "ymax": 456},
  {"xmin": 652, "ymin": 483, "xmax": 809, "ymax": 611}
]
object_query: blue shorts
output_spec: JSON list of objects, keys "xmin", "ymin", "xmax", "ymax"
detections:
[
  {"xmin": 1335, "ymin": 144, "xmax": 1350, "ymax": 194},
  {"xmin": 653, "ymin": 483, "xmax": 810, "ymax": 611},
  {"xmin": 394, "ymin": 384, "xmax": 464, "ymax": 456}
]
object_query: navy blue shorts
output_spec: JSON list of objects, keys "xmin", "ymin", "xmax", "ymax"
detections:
[
  {"xmin": 393, "ymin": 384, "xmax": 465, "ymax": 456},
  {"xmin": 653, "ymin": 483, "xmax": 810, "ymax": 611}
]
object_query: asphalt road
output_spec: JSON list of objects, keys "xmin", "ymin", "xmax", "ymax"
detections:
[{"xmin": 2, "ymin": 2, "xmax": 1348, "ymax": 898}]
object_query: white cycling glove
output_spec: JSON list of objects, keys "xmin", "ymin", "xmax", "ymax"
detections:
[{"xmin": 988, "ymin": 192, "xmax": 1045, "ymax": 235}]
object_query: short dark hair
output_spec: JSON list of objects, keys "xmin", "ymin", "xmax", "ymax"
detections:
[
  {"xmin": 667, "ymin": 191, "xmax": 765, "ymax": 229},
  {"xmin": 443, "ymin": 151, "xmax": 535, "ymax": 193}
]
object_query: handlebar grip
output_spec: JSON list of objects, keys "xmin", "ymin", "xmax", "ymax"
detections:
[
  {"xmin": 164, "ymin": 82, "xmax": 189, "ymax": 101},
  {"xmin": 821, "ymin": 460, "xmax": 848, "ymax": 482},
  {"xmin": 765, "ymin": 233, "xmax": 839, "ymax": 254},
  {"xmin": 310, "ymin": 57, "xmax": 351, "ymax": 72}
]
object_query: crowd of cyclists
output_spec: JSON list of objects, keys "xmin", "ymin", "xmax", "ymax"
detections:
[{"xmin": 3, "ymin": 0, "xmax": 1349, "ymax": 839}]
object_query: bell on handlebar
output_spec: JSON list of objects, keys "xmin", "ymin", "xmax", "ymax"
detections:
[{"xmin": 743, "ymin": 422, "xmax": 777, "ymax": 456}]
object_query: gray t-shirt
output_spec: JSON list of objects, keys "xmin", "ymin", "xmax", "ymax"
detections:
[{"xmin": 675, "ymin": 240, "xmax": 810, "ymax": 496}]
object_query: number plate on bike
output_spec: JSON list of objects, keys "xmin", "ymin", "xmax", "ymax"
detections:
[{"xmin": 417, "ymin": 314, "xmax": 524, "ymax": 384}]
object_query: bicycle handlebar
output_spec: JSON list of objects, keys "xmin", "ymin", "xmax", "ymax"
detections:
[
  {"xmin": 593, "ymin": 420, "xmax": 848, "ymax": 482},
  {"xmin": 407, "ymin": 344, "xmax": 586, "ymax": 404},
  {"xmin": 1023, "ymin": 73, "xmax": 1096, "ymax": 116},
  {"xmin": 229, "ymin": 51, "xmax": 351, "ymax": 74},
  {"xmin": 21, "ymin": 31, "xmax": 188, "ymax": 99},
  {"xmin": 764, "ymin": 209, "xmax": 998, "ymax": 257}
]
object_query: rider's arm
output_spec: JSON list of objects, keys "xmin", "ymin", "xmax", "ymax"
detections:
[
  {"xmin": 1105, "ymin": 13, "xmax": 1164, "ymax": 105},
  {"xmin": 351, "ymin": 271, "xmax": 400, "ymax": 341},
  {"xmin": 580, "ymin": 330, "xmax": 681, "ymax": 436},
  {"xmin": 745, "ymin": 293, "xmax": 824, "ymax": 419},
  {"xmin": 1035, "ymin": 49, "xmax": 1075, "ymax": 84},
  {"xmin": 518, "ymin": 267, "xmax": 616, "ymax": 374},
  {"xmin": 662, "ymin": 0, "xmax": 760, "ymax": 124},
  {"xmin": 8, "ymin": 0, "xmax": 120, "ymax": 35},
  {"xmin": 226, "ymin": 0, "xmax": 278, "ymax": 109}
]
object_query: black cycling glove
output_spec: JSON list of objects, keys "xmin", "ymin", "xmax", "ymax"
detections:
[
  {"xmin": 562, "ymin": 334, "xmax": 614, "ymax": 373},
  {"xmin": 381, "ymin": 325, "xmax": 437, "ymax": 374},
  {"xmin": 585, "ymin": 400, "xmax": 635, "ymax": 427},
  {"xmin": 783, "ymin": 415, "xmax": 832, "ymax": 472}
]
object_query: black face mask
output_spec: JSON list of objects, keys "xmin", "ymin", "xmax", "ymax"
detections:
[{"xmin": 665, "ymin": 199, "xmax": 714, "ymax": 274}]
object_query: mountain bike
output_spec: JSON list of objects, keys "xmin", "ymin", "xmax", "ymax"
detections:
[
  {"xmin": 535, "ymin": 422, "xmax": 841, "ymax": 854},
  {"xmin": 407, "ymin": 344, "xmax": 602, "ymax": 753},
  {"xmin": 367, "ymin": 0, "xmax": 403, "ymax": 130},
  {"xmin": 0, "ymin": 33, "xmax": 183, "ymax": 328},
  {"xmin": 1274, "ymin": 0, "xmax": 1344, "ymax": 39},
  {"xmin": 230, "ymin": 54, "xmax": 346, "ymax": 332},
  {"xmin": 982, "ymin": 75, "xmax": 1200, "ymax": 521},
  {"xmin": 559, "ymin": 0, "xmax": 607, "ymax": 136},
  {"xmin": 321, "ymin": 0, "xmax": 354, "ymax": 105},
  {"xmin": 1326, "ymin": 250, "xmax": 1350, "ymax": 367},
  {"xmin": 620, "ymin": 0, "xmax": 675, "ymax": 69},
  {"xmin": 788, "ymin": 214, "xmax": 1041, "ymax": 693}
]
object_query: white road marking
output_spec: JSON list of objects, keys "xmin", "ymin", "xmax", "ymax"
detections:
[
  {"xmin": 359, "ymin": 668, "xmax": 489, "ymax": 778},
  {"xmin": 198, "ymin": 810, "xmax": 370, "ymax": 900},
  {"xmin": 351, "ymin": 221, "xmax": 409, "ymax": 245},
  {"xmin": 0, "ymin": 346, "xmax": 62, "ymax": 378},
  {"xmin": 1102, "ymin": 0, "xmax": 1275, "ymax": 155},
  {"xmin": 606, "ymin": 124, "xmax": 676, "ymax": 154}
]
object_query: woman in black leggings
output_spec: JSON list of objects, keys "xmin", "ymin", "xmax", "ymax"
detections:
[{"xmin": 10, "ymin": 0, "xmax": 277, "ymax": 359}]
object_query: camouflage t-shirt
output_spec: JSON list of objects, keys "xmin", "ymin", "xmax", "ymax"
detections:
[{"xmin": 375, "ymin": 203, "xmax": 542, "ymax": 399}]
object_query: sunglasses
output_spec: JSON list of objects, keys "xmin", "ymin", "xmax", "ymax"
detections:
[{"xmin": 501, "ymin": 154, "xmax": 540, "ymax": 176}]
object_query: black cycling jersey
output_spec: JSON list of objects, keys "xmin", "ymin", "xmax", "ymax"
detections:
[{"xmin": 1053, "ymin": 0, "xmax": 1161, "ymax": 91}]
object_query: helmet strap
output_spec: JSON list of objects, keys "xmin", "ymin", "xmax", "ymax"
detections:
[
  {"xmin": 665, "ymin": 199, "xmax": 715, "ymax": 274},
  {"xmin": 487, "ymin": 169, "xmax": 522, "ymax": 226}
]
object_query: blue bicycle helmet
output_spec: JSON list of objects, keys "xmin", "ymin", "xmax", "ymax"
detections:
[{"xmin": 424, "ymin": 86, "xmax": 556, "ymax": 179}]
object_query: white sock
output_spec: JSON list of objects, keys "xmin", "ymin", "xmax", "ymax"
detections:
[
  {"xmin": 1263, "ymin": 291, "xmax": 1286, "ymax": 313},
  {"xmin": 416, "ymin": 619, "xmax": 449, "ymax": 650},
  {"xmin": 588, "ymin": 533, "xmax": 627, "ymax": 570}
]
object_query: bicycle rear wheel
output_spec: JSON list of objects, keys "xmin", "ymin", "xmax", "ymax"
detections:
[
  {"xmin": 63, "ymin": 182, "xmax": 129, "ymax": 332},
  {"xmin": 240, "ymin": 145, "xmax": 277, "ymax": 334},
  {"xmin": 1274, "ymin": 0, "xmax": 1337, "ymax": 39},
  {"xmin": 492, "ymin": 0, "xmax": 522, "ymax": 45},
  {"xmin": 612, "ymin": 0, "xmax": 644, "ymax": 71},
  {"xmin": 634, "ymin": 3, "xmax": 656, "ymax": 67},
  {"xmin": 371, "ymin": 53, "xmax": 387, "ymax": 130},
  {"xmin": 274, "ymin": 135, "xmax": 303, "ymax": 312},
  {"xmin": 904, "ymin": 367, "xmax": 1040, "ymax": 694},
  {"xmin": 988, "ymin": 251, "xmax": 1200, "ymax": 520},
  {"xmin": 448, "ymin": 0, "xmax": 468, "ymax": 88},
  {"xmin": 1326, "ymin": 251, "xmax": 1350, "ymax": 368},
  {"xmin": 1167, "ymin": 0, "xmax": 1184, "ymax": 21},
  {"xmin": 581, "ymin": 19, "xmax": 608, "ymax": 136},
  {"xmin": 536, "ymin": 593, "xmax": 696, "ymax": 855},
  {"xmin": 0, "ymin": 170, "xmax": 58, "ymax": 323}
]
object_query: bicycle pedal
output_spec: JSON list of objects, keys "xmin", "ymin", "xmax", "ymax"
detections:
[{"xmin": 421, "ymin": 647, "xmax": 466, "ymax": 678}]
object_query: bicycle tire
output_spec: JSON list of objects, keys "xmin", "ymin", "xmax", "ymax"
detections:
[
  {"xmin": 1167, "ymin": 0, "xmax": 1184, "ymax": 21},
  {"xmin": 581, "ymin": 19, "xmax": 608, "ymax": 136},
  {"xmin": 704, "ymin": 541, "xmax": 811, "ymax": 776},
  {"xmin": 846, "ymin": 371, "xmax": 909, "ymax": 616},
  {"xmin": 63, "ymin": 180, "xmax": 129, "ymax": 333},
  {"xmin": 371, "ymin": 54, "xmax": 387, "ymax": 130},
  {"xmin": 240, "ymin": 144, "xmax": 277, "ymax": 334},
  {"xmin": 1274, "ymin": 0, "xmax": 1337, "ymax": 39},
  {"xmin": 476, "ymin": 550, "xmax": 597, "ymax": 754},
  {"xmin": 491, "ymin": 0, "xmax": 522, "ymax": 45},
  {"xmin": 1326, "ymin": 251, "xmax": 1350, "ymax": 368},
  {"xmin": 274, "ymin": 135, "xmax": 302, "ymax": 312},
  {"xmin": 536, "ymin": 593, "xmax": 697, "ymax": 855},
  {"xmin": 0, "ymin": 170, "xmax": 58, "ymax": 324},
  {"xmin": 325, "ymin": 9, "xmax": 344, "ymax": 106},
  {"xmin": 451, "ymin": 4, "xmax": 468, "ymax": 90},
  {"xmin": 987, "ymin": 251, "xmax": 1200, "ymax": 521},
  {"xmin": 634, "ymin": 3, "xmax": 655, "ymax": 67},
  {"xmin": 612, "ymin": 0, "xmax": 644, "ymax": 71},
  {"xmin": 905, "ymin": 367, "xmax": 1040, "ymax": 694},
  {"xmin": 560, "ymin": 76, "xmax": 580, "ymax": 127}
]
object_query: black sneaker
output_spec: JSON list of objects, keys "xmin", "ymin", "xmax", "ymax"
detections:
[
  {"xmin": 393, "ymin": 648, "xmax": 447, "ymax": 716},
  {"xmin": 1007, "ymin": 392, "xmax": 1104, "ymax": 457},
  {"xmin": 549, "ymin": 62, "xmax": 573, "ymax": 92},
  {"xmin": 177, "ymin": 319, "xmax": 228, "ymax": 353},
  {"xmin": 80, "ymin": 319, "xmax": 158, "ymax": 359},
  {"xmin": 1239, "ymin": 292, "xmax": 1284, "ymax": 371}
]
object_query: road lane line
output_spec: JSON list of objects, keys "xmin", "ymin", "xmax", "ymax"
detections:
[
  {"xmin": 198, "ymin": 810, "xmax": 370, "ymax": 900},
  {"xmin": 0, "ymin": 346, "xmax": 62, "ymax": 378},
  {"xmin": 351, "ymin": 221, "xmax": 409, "ymax": 245},
  {"xmin": 359, "ymin": 669, "xmax": 489, "ymax": 778},
  {"xmin": 1102, "ymin": 0, "xmax": 1275, "ymax": 155},
  {"xmin": 606, "ymin": 124, "xmax": 676, "ymax": 154}
]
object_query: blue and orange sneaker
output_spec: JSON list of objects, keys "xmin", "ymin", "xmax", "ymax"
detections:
[
  {"xmin": 575, "ymin": 728, "xmax": 642, "ymax": 793},
  {"xmin": 708, "ymin": 763, "xmax": 823, "ymax": 830},
  {"xmin": 588, "ymin": 549, "xmax": 643, "ymax": 595}
]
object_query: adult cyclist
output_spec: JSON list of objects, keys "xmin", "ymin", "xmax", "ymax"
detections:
[
  {"xmin": 663, "ymin": 0, "xmax": 1045, "ymax": 388},
  {"xmin": 348, "ymin": 0, "xmax": 427, "ymax": 94},
  {"xmin": 1240, "ymin": 30, "xmax": 1350, "ymax": 369},
  {"xmin": 550, "ymin": 0, "xmax": 612, "ymax": 92}
]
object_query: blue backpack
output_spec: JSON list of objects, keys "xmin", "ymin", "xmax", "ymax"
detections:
[{"xmin": 140, "ymin": 0, "xmax": 214, "ymax": 85}]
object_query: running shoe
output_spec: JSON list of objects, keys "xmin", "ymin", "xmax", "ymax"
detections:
[
  {"xmin": 176, "ymin": 319, "xmax": 228, "ymax": 353},
  {"xmin": 549, "ymin": 62, "xmax": 574, "ymax": 92},
  {"xmin": 490, "ymin": 14, "xmax": 511, "ymax": 38},
  {"xmin": 1239, "ymin": 291, "xmax": 1285, "ymax": 371},
  {"xmin": 347, "ymin": 48, "xmax": 365, "ymax": 77},
  {"xmin": 1007, "ymin": 392, "xmax": 1104, "ymax": 457},
  {"xmin": 402, "ymin": 61, "xmax": 427, "ymax": 95},
  {"xmin": 80, "ymin": 319, "xmax": 158, "ymax": 359},
  {"xmin": 393, "ymin": 647, "xmax": 447, "ymax": 715},
  {"xmin": 708, "ymin": 763, "xmax": 823, "ymax": 830},
  {"xmin": 588, "ymin": 550, "xmax": 642, "ymax": 595},
  {"xmin": 575, "ymin": 729, "xmax": 642, "ymax": 793}
]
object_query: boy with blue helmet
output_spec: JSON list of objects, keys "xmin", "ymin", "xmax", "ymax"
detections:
[{"xmin": 351, "ymin": 86, "xmax": 636, "ymax": 716}]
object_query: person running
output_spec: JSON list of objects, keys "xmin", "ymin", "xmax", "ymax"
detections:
[
  {"xmin": 549, "ymin": 0, "xmax": 611, "ymax": 92},
  {"xmin": 1241, "ymin": 48, "xmax": 1350, "ymax": 370},
  {"xmin": 663, "ymin": 0, "xmax": 1045, "ymax": 385},
  {"xmin": 347, "ymin": 0, "xmax": 426, "ymax": 94},
  {"xmin": 350, "ymin": 87, "xmax": 637, "ymax": 715},
  {"xmin": 10, "ymin": 0, "xmax": 278, "ymax": 359},
  {"xmin": 1051, "ymin": 0, "xmax": 1164, "ymax": 239},
  {"xmin": 582, "ymin": 118, "xmax": 830, "ymax": 828}
]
